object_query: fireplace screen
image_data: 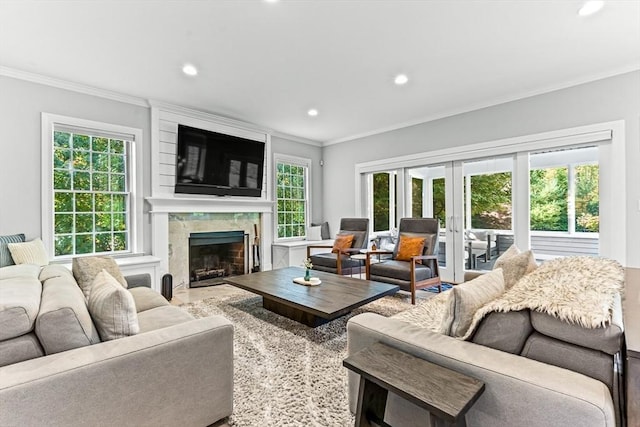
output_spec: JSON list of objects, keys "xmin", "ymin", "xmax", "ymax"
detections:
[{"xmin": 188, "ymin": 230, "xmax": 249, "ymax": 287}]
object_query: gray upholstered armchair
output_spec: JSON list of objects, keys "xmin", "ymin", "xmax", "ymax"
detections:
[
  {"xmin": 306, "ymin": 218, "xmax": 369, "ymax": 275},
  {"xmin": 366, "ymin": 218, "xmax": 442, "ymax": 304}
]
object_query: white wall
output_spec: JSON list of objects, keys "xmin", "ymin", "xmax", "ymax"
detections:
[
  {"xmin": 0, "ymin": 75, "xmax": 323, "ymax": 257},
  {"xmin": 321, "ymin": 70, "xmax": 640, "ymax": 268},
  {"xmin": 0, "ymin": 75, "xmax": 152, "ymax": 251},
  {"xmin": 271, "ymin": 135, "xmax": 324, "ymax": 224}
]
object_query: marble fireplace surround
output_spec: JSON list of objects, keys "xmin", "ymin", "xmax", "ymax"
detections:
[
  {"xmin": 146, "ymin": 197, "xmax": 274, "ymax": 288},
  {"xmin": 170, "ymin": 213, "xmax": 259, "ymax": 288}
]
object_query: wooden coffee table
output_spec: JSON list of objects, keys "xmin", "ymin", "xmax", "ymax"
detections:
[{"xmin": 225, "ymin": 266, "xmax": 399, "ymax": 327}]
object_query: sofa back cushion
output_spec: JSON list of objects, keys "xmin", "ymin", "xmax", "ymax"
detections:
[
  {"xmin": 0, "ymin": 275, "xmax": 42, "ymax": 341},
  {"xmin": 36, "ymin": 265, "xmax": 100, "ymax": 354},
  {"xmin": 529, "ymin": 293, "xmax": 624, "ymax": 355},
  {"xmin": 471, "ymin": 310, "xmax": 533, "ymax": 354},
  {"xmin": 88, "ymin": 270, "xmax": 139, "ymax": 341},
  {"xmin": 521, "ymin": 332, "xmax": 614, "ymax": 392}
]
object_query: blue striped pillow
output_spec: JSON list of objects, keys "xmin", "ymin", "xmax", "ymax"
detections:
[{"xmin": 0, "ymin": 233, "xmax": 25, "ymax": 267}]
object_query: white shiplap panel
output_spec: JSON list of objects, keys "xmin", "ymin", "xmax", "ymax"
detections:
[
  {"xmin": 159, "ymin": 163, "xmax": 176, "ymax": 176},
  {"xmin": 159, "ymin": 174, "xmax": 175, "ymax": 188},
  {"xmin": 159, "ymin": 142, "xmax": 176, "ymax": 155},
  {"xmin": 159, "ymin": 152, "xmax": 175, "ymax": 165},
  {"xmin": 160, "ymin": 130, "xmax": 176, "ymax": 144},
  {"xmin": 159, "ymin": 120, "xmax": 178, "ymax": 133}
]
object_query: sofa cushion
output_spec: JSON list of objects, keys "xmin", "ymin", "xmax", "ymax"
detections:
[
  {"xmin": 137, "ymin": 305, "xmax": 195, "ymax": 333},
  {"xmin": 471, "ymin": 310, "xmax": 533, "ymax": 354},
  {"xmin": 0, "ymin": 332, "xmax": 44, "ymax": 367},
  {"xmin": 369, "ymin": 260, "xmax": 433, "ymax": 283},
  {"xmin": 73, "ymin": 256, "xmax": 127, "ymax": 300},
  {"xmin": 0, "ymin": 276, "xmax": 42, "ymax": 341},
  {"xmin": 88, "ymin": 270, "xmax": 139, "ymax": 341},
  {"xmin": 7, "ymin": 238, "xmax": 49, "ymax": 266},
  {"xmin": 521, "ymin": 332, "xmax": 614, "ymax": 391},
  {"xmin": 309, "ymin": 252, "xmax": 361, "ymax": 270},
  {"xmin": 36, "ymin": 268, "xmax": 100, "ymax": 354},
  {"xmin": 0, "ymin": 233, "xmax": 25, "ymax": 267},
  {"xmin": 0, "ymin": 264, "xmax": 41, "ymax": 281},
  {"xmin": 443, "ymin": 268, "xmax": 505, "ymax": 337},
  {"xmin": 529, "ymin": 292, "xmax": 624, "ymax": 355},
  {"xmin": 493, "ymin": 244, "xmax": 537, "ymax": 289},
  {"xmin": 129, "ymin": 287, "xmax": 170, "ymax": 313}
]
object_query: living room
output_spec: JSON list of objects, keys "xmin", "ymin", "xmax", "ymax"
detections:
[{"xmin": 0, "ymin": 1, "xmax": 639, "ymax": 426}]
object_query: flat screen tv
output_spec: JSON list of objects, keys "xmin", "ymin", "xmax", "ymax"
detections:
[{"xmin": 175, "ymin": 124, "xmax": 265, "ymax": 197}]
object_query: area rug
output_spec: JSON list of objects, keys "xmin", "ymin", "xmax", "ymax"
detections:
[
  {"xmin": 424, "ymin": 282, "xmax": 453, "ymax": 293},
  {"xmin": 181, "ymin": 287, "xmax": 437, "ymax": 426}
]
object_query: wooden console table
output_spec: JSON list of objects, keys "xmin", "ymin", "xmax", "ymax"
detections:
[{"xmin": 343, "ymin": 342, "xmax": 485, "ymax": 427}]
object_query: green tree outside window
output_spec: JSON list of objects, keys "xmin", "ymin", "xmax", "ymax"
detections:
[{"xmin": 52, "ymin": 131, "xmax": 130, "ymax": 256}]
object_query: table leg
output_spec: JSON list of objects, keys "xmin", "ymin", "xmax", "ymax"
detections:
[{"xmin": 355, "ymin": 377, "xmax": 388, "ymax": 427}]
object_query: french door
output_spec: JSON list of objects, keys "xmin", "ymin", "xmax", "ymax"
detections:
[
  {"xmin": 407, "ymin": 158, "xmax": 514, "ymax": 283},
  {"xmin": 361, "ymin": 123, "xmax": 623, "ymax": 284}
]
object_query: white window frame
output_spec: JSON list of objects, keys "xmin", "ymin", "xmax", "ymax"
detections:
[
  {"xmin": 355, "ymin": 121, "xmax": 626, "ymax": 266},
  {"xmin": 41, "ymin": 113, "xmax": 143, "ymax": 260},
  {"xmin": 273, "ymin": 153, "xmax": 311, "ymax": 242}
]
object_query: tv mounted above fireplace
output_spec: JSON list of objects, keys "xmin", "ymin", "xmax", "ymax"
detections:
[{"xmin": 175, "ymin": 124, "xmax": 266, "ymax": 197}]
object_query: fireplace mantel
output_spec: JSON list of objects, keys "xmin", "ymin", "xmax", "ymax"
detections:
[{"xmin": 146, "ymin": 196, "xmax": 274, "ymax": 214}]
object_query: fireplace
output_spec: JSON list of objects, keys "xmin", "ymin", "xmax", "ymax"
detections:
[{"xmin": 189, "ymin": 230, "xmax": 249, "ymax": 287}]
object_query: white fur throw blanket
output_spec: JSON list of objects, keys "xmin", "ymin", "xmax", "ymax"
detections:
[{"xmin": 461, "ymin": 256, "xmax": 624, "ymax": 340}]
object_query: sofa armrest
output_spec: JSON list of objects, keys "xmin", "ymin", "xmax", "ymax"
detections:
[
  {"xmin": 347, "ymin": 313, "xmax": 615, "ymax": 427},
  {"xmin": 124, "ymin": 273, "xmax": 151, "ymax": 288},
  {"xmin": 0, "ymin": 316, "xmax": 233, "ymax": 427}
]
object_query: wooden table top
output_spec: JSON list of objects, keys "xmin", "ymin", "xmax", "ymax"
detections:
[
  {"xmin": 225, "ymin": 266, "xmax": 399, "ymax": 319},
  {"xmin": 344, "ymin": 342, "xmax": 485, "ymax": 423}
]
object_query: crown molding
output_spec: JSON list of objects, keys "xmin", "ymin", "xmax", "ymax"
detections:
[
  {"xmin": 324, "ymin": 64, "xmax": 640, "ymax": 146},
  {"xmin": 148, "ymin": 99, "xmax": 272, "ymax": 135},
  {"xmin": 270, "ymin": 130, "xmax": 323, "ymax": 147},
  {"xmin": 0, "ymin": 66, "xmax": 149, "ymax": 108}
]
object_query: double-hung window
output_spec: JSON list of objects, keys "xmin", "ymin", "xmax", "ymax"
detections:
[
  {"xmin": 274, "ymin": 154, "xmax": 310, "ymax": 240},
  {"xmin": 42, "ymin": 114, "xmax": 142, "ymax": 259}
]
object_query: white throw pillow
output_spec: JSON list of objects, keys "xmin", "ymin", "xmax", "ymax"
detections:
[
  {"xmin": 441, "ymin": 268, "xmax": 506, "ymax": 338},
  {"xmin": 7, "ymin": 238, "xmax": 49, "ymax": 266},
  {"xmin": 306, "ymin": 225, "xmax": 323, "ymax": 241},
  {"xmin": 493, "ymin": 244, "xmax": 537, "ymax": 289},
  {"xmin": 88, "ymin": 270, "xmax": 139, "ymax": 341}
]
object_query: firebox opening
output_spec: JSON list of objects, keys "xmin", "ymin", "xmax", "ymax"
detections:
[{"xmin": 189, "ymin": 230, "xmax": 249, "ymax": 287}]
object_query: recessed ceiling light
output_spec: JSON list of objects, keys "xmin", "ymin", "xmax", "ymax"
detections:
[
  {"xmin": 264, "ymin": 0, "xmax": 279, "ymax": 3},
  {"xmin": 182, "ymin": 63, "xmax": 198, "ymax": 76},
  {"xmin": 394, "ymin": 74, "xmax": 409, "ymax": 86},
  {"xmin": 307, "ymin": 109, "xmax": 319, "ymax": 117},
  {"xmin": 578, "ymin": 0, "xmax": 604, "ymax": 16}
]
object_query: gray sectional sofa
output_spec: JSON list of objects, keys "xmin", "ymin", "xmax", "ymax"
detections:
[
  {"xmin": 347, "ymin": 256, "xmax": 626, "ymax": 427},
  {"xmin": 0, "ymin": 264, "xmax": 233, "ymax": 427}
]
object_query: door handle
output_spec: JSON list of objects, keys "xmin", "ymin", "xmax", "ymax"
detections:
[{"xmin": 448, "ymin": 216, "xmax": 453, "ymax": 232}]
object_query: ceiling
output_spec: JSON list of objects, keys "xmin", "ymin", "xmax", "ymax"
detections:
[{"xmin": 0, "ymin": 0, "xmax": 639, "ymax": 144}]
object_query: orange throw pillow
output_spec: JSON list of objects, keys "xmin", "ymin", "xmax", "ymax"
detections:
[
  {"xmin": 396, "ymin": 236, "xmax": 426, "ymax": 262},
  {"xmin": 332, "ymin": 234, "xmax": 354, "ymax": 253}
]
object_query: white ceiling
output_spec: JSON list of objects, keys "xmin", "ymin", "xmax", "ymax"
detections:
[{"xmin": 1, "ymin": 0, "xmax": 639, "ymax": 144}]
